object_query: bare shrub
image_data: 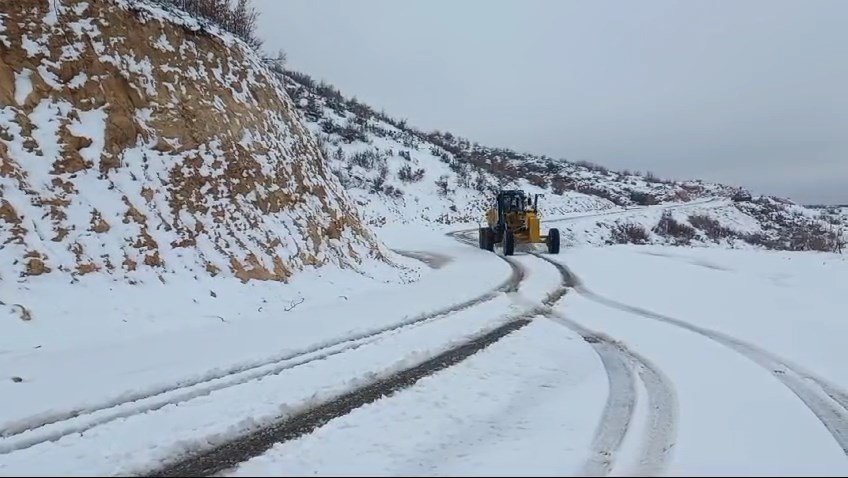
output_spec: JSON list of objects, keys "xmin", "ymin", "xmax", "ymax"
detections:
[
  {"xmin": 349, "ymin": 149, "xmax": 384, "ymax": 169},
  {"xmin": 551, "ymin": 175, "xmax": 574, "ymax": 195},
  {"xmin": 473, "ymin": 173, "xmax": 489, "ymax": 193},
  {"xmin": 630, "ymin": 191, "xmax": 659, "ymax": 206},
  {"xmin": 160, "ymin": 0, "xmax": 263, "ymax": 50},
  {"xmin": 788, "ymin": 221, "xmax": 842, "ymax": 252},
  {"xmin": 398, "ymin": 165, "xmax": 425, "ymax": 183},
  {"xmin": 286, "ymin": 70, "xmax": 315, "ymax": 89},
  {"xmin": 383, "ymin": 185, "xmax": 404, "ymax": 198},
  {"xmin": 688, "ymin": 214, "xmax": 733, "ymax": 241},
  {"xmin": 653, "ymin": 211, "xmax": 696, "ymax": 245},
  {"xmin": 576, "ymin": 160, "xmax": 609, "ymax": 174},
  {"xmin": 610, "ymin": 223, "xmax": 650, "ymax": 245},
  {"xmin": 576, "ymin": 184, "xmax": 625, "ymax": 206}
]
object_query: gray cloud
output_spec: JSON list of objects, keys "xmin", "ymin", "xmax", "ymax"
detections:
[{"xmin": 255, "ymin": 0, "xmax": 848, "ymax": 204}]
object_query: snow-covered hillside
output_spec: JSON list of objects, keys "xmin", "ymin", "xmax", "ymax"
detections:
[
  {"xmin": 0, "ymin": 0, "xmax": 400, "ymax": 285},
  {"xmin": 548, "ymin": 197, "xmax": 845, "ymax": 252},
  {"xmin": 0, "ymin": 1, "xmax": 417, "ymax": 344},
  {"xmin": 281, "ymin": 71, "xmax": 845, "ymax": 252}
]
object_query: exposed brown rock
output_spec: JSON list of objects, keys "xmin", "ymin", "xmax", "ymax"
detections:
[
  {"xmin": 0, "ymin": 200, "xmax": 20, "ymax": 224},
  {"xmin": 144, "ymin": 251, "xmax": 163, "ymax": 267},
  {"xmin": 77, "ymin": 263, "xmax": 99, "ymax": 274},
  {"xmin": 90, "ymin": 210, "xmax": 110, "ymax": 233},
  {"xmin": 25, "ymin": 257, "xmax": 50, "ymax": 276},
  {"xmin": 0, "ymin": 0, "xmax": 384, "ymax": 282}
]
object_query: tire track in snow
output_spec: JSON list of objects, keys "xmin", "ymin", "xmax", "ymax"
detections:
[
  {"xmin": 391, "ymin": 249, "xmax": 453, "ymax": 269},
  {"xmin": 546, "ymin": 255, "xmax": 848, "ymax": 455},
  {"xmin": 549, "ymin": 317, "xmax": 638, "ymax": 476},
  {"xmin": 547, "ymin": 314, "xmax": 677, "ymax": 476},
  {"xmin": 137, "ymin": 248, "xmax": 535, "ymax": 475},
  {"xmin": 148, "ymin": 318, "xmax": 535, "ymax": 477},
  {"xmin": 449, "ymin": 225, "xmax": 679, "ymax": 476},
  {"xmin": 446, "ymin": 200, "xmax": 720, "ymax": 474},
  {"xmin": 530, "ymin": 257, "xmax": 638, "ymax": 475},
  {"xmin": 0, "ymin": 256, "xmax": 524, "ymax": 454},
  {"xmin": 580, "ymin": 289, "xmax": 848, "ymax": 455},
  {"xmin": 527, "ymin": 253, "xmax": 677, "ymax": 476}
]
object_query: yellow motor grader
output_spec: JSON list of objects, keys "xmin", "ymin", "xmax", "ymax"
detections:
[{"xmin": 478, "ymin": 190, "xmax": 560, "ymax": 256}]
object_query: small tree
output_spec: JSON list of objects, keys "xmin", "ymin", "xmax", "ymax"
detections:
[
  {"xmin": 435, "ymin": 175, "xmax": 451, "ymax": 196},
  {"xmin": 371, "ymin": 164, "xmax": 389, "ymax": 193},
  {"xmin": 473, "ymin": 173, "xmax": 489, "ymax": 193},
  {"xmin": 398, "ymin": 165, "xmax": 425, "ymax": 183}
]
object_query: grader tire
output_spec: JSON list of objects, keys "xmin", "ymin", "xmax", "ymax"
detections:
[
  {"xmin": 479, "ymin": 228, "xmax": 495, "ymax": 252},
  {"xmin": 504, "ymin": 230, "xmax": 515, "ymax": 256},
  {"xmin": 547, "ymin": 228, "xmax": 560, "ymax": 254}
]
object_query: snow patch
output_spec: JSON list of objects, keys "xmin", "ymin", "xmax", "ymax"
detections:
[
  {"xmin": 44, "ymin": 0, "xmax": 63, "ymax": 26},
  {"xmin": 21, "ymin": 35, "xmax": 42, "ymax": 57},
  {"xmin": 73, "ymin": 2, "xmax": 89, "ymax": 15},
  {"xmin": 13, "ymin": 70, "xmax": 33, "ymax": 106},
  {"xmin": 67, "ymin": 72, "xmax": 88, "ymax": 89},
  {"xmin": 36, "ymin": 64, "xmax": 63, "ymax": 89},
  {"xmin": 66, "ymin": 107, "xmax": 107, "ymax": 164},
  {"xmin": 152, "ymin": 33, "xmax": 175, "ymax": 52}
]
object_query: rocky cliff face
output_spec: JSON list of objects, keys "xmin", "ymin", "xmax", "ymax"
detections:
[{"xmin": 0, "ymin": 0, "xmax": 388, "ymax": 283}]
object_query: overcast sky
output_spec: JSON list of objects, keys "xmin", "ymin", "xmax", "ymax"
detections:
[{"xmin": 255, "ymin": 0, "xmax": 847, "ymax": 205}]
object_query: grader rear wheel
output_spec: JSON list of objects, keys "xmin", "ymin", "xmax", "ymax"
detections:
[
  {"xmin": 547, "ymin": 228, "xmax": 560, "ymax": 254},
  {"xmin": 503, "ymin": 230, "xmax": 515, "ymax": 256}
]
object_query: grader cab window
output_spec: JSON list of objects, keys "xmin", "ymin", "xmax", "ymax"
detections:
[
  {"xmin": 499, "ymin": 192, "xmax": 529, "ymax": 213},
  {"xmin": 505, "ymin": 194, "xmax": 524, "ymax": 212}
]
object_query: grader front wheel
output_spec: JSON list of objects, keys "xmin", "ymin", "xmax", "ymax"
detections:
[{"xmin": 479, "ymin": 227, "xmax": 494, "ymax": 251}]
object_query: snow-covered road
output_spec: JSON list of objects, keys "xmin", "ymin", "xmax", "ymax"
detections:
[{"xmin": 2, "ymin": 200, "xmax": 847, "ymax": 476}]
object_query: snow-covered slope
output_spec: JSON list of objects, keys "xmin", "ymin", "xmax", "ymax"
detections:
[
  {"xmin": 547, "ymin": 197, "xmax": 845, "ymax": 252},
  {"xmin": 281, "ymin": 73, "xmax": 632, "ymax": 227},
  {"xmin": 280, "ymin": 71, "xmax": 845, "ymax": 252},
  {"xmin": 0, "ymin": 0, "xmax": 422, "ymax": 349},
  {"xmin": 0, "ymin": 0, "xmax": 397, "ymax": 285},
  {"xmin": 281, "ymin": 72, "xmax": 729, "ymax": 226}
]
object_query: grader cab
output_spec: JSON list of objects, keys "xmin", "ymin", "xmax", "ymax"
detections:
[{"xmin": 478, "ymin": 190, "xmax": 560, "ymax": 256}]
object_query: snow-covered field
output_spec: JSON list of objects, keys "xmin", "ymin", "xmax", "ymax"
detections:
[
  {"xmin": 557, "ymin": 246, "xmax": 848, "ymax": 475},
  {"xmin": 229, "ymin": 319, "xmax": 608, "ymax": 477},
  {"xmin": 221, "ymin": 238, "xmax": 848, "ymax": 476},
  {"xmin": 2, "ymin": 204, "xmax": 847, "ymax": 476}
]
